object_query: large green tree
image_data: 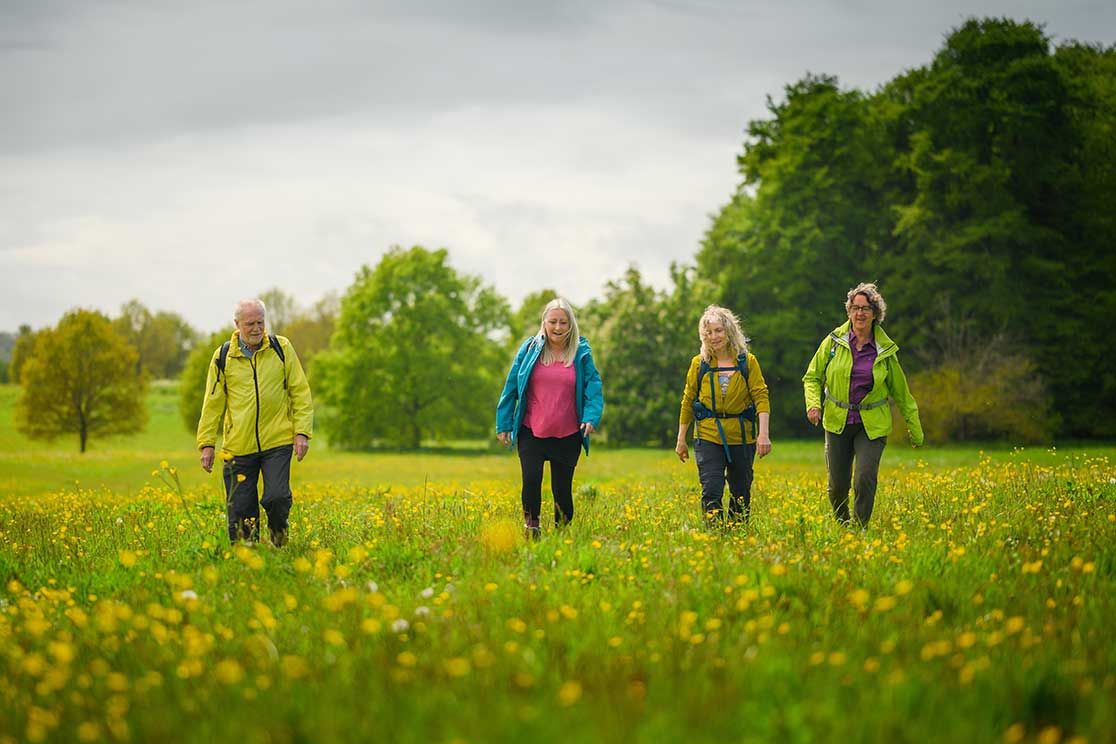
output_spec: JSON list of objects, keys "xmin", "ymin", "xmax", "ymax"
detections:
[
  {"xmin": 698, "ymin": 74, "xmax": 890, "ymax": 437},
  {"xmin": 16, "ymin": 310, "xmax": 147, "ymax": 452},
  {"xmin": 585, "ymin": 265, "xmax": 711, "ymax": 447},
  {"xmin": 315, "ymin": 246, "xmax": 510, "ymax": 449},
  {"xmin": 699, "ymin": 18, "xmax": 1116, "ymax": 439},
  {"xmin": 113, "ymin": 300, "xmax": 198, "ymax": 380}
]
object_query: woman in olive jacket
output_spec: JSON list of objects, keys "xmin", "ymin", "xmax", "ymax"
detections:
[{"xmin": 802, "ymin": 282, "xmax": 923, "ymax": 527}]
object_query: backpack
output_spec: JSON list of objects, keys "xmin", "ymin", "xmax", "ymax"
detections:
[
  {"xmin": 691, "ymin": 352, "xmax": 757, "ymax": 463},
  {"xmin": 214, "ymin": 334, "xmax": 286, "ymax": 393}
]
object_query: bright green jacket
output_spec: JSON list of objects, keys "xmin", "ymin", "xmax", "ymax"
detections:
[
  {"xmin": 196, "ymin": 332, "xmax": 314, "ymax": 456},
  {"xmin": 802, "ymin": 321, "xmax": 923, "ymax": 445}
]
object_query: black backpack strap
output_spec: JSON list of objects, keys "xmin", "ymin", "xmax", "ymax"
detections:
[
  {"xmin": 212, "ymin": 341, "xmax": 232, "ymax": 394},
  {"xmin": 269, "ymin": 334, "xmax": 288, "ymax": 390}
]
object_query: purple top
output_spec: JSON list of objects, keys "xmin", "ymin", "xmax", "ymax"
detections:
[{"xmin": 846, "ymin": 330, "xmax": 877, "ymax": 425}]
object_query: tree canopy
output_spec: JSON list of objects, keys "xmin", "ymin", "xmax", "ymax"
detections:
[
  {"xmin": 315, "ymin": 246, "xmax": 510, "ymax": 449},
  {"xmin": 16, "ymin": 310, "xmax": 147, "ymax": 452}
]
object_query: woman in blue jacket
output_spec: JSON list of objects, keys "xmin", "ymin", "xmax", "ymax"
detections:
[{"xmin": 496, "ymin": 298, "xmax": 604, "ymax": 537}]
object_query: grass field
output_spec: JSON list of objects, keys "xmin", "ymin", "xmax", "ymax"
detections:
[{"xmin": 0, "ymin": 383, "xmax": 1114, "ymax": 743}]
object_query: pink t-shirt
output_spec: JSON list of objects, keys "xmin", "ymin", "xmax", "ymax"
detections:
[{"xmin": 523, "ymin": 361, "xmax": 579, "ymax": 438}]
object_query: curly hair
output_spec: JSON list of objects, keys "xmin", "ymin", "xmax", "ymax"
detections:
[
  {"xmin": 698, "ymin": 305, "xmax": 749, "ymax": 363},
  {"xmin": 845, "ymin": 282, "xmax": 887, "ymax": 325}
]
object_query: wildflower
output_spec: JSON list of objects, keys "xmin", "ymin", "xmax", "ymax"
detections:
[
  {"xmin": 179, "ymin": 590, "xmax": 198, "ymax": 601},
  {"xmin": 558, "ymin": 680, "xmax": 583, "ymax": 707},
  {"xmin": 118, "ymin": 550, "xmax": 138, "ymax": 567},
  {"xmin": 392, "ymin": 618, "xmax": 410, "ymax": 634},
  {"xmin": 366, "ymin": 581, "xmax": 379, "ymax": 593},
  {"xmin": 421, "ymin": 587, "xmax": 434, "ymax": 599}
]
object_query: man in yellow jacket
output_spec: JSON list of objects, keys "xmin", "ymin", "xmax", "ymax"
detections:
[{"xmin": 196, "ymin": 299, "xmax": 314, "ymax": 546}]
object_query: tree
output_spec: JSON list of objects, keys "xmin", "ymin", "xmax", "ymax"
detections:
[
  {"xmin": 16, "ymin": 310, "xmax": 147, "ymax": 452},
  {"xmin": 282, "ymin": 292, "xmax": 339, "ymax": 374},
  {"xmin": 258, "ymin": 287, "xmax": 299, "ymax": 333},
  {"xmin": 8, "ymin": 325, "xmax": 40, "ymax": 385},
  {"xmin": 586, "ymin": 265, "xmax": 712, "ymax": 447},
  {"xmin": 113, "ymin": 300, "xmax": 198, "ymax": 379},
  {"xmin": 315, "ymin": 246, "xmax": 511, "ymax": 449},
  {"xmin": 697, "ymin": 74, "xmax": 889, "ymax": 438},
  {"xmin": 177, "ymin": 328, "xmax": 232, "ymax": 433}
]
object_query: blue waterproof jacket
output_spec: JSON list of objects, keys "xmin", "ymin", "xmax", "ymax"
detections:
[{"xmin": 495, "ymin": 336, "xmax": 604, "ymax": 454}]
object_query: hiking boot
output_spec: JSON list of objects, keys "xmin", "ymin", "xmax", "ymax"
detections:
[
  {"xmin": 524, "ymin": 516, "xmax": 541, "ymax": 541},
  {"xmin": 269, "ymin": 528, "xmax": 289, "ymax": 548}
]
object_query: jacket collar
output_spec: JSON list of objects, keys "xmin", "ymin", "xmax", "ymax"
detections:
[
  {"xmin": 831, "ymin": 321, "xmax": 898, "ymax": 357},
  {"xmin": 228, "ymin": 329, "xmax": 274, "ymax": 359}
]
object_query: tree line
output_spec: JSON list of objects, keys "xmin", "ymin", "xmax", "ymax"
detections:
[{"xmin": 7, "ymin": 18, "xmax": 1113, "ymax": 451}]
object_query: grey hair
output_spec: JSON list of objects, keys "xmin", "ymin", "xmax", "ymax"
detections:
[
  {"xmin": 538, "ymin": 297, "xmax": 580, "ymax": 366},
  {"xmin": 698, "ymin": 305, "xmax": 749, "ymax": 363},
  {"xmin": 846, "ymin": 282, "xmax": 887, "ymax": 324},
  {"xmin": 233, "ymin": 298, "xmax": 267, "ymax": 323}
]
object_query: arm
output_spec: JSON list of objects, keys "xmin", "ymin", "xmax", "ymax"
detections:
[
  {"xmin": 747, "ymin": 354, "xmax": 772, "ymax": 457},
  {"xmin": 676, "ymin": 358, "xmax": 699, "ymax": 462},
  {"xmin": 283, "ymin": 339, "xmax": 314, "ymax": 460},
  {"xmin": 886, "ymin": 354, "xmax": 924, "ymax": 446},
  {"xmin": 495, "ymin": 342, "xmax": 527, "ymax": 444},
  {"xmin": 802, "ymin": 336, "xmax": 830, "ymax": 425},
  {"xmin": 196, "ymin": 349, "xmax": 226, "ymax": 472},
  {"xmin": 580, "ymin": 345, "xmax": 604, "ymax": 434}
]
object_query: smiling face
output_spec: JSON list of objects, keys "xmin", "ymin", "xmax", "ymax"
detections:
[
  {"xmin": 702, "ymin": 319, "xmax": 728, "ymax": 354},
  {"xmin": 847, "ymin": 293, "xmax": 875, "ymax": 335},
  {"xmin": 235, "ymin": 303, "xmax": 266, "ymax": 348},
  {"xmin": 543, "ymin": 308, "xmax": 571, "ymax": 348}
]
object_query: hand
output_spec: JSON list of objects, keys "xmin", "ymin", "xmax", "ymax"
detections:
[
  {"xmin": 200, "ymin": 447, "xmax": 215, "ymax": 473},
  {"xmin": 756, "ymin": 435, "xmax": 772, "ymax": 458},
  {"xmin": 294, "ymin": 434, "xmax": 310, "ymax": 461},
  {"xmin": 580, "ymin": 422, "xmax": 596, "ymax": 436},
  {"xmin": 497, "ymin": 431, "xmax": 511, "ymax": 447},
  {"xmin": 807, "ymin": 408, "xmax": 821, "ymax": 426},
  {"xmin": 675, "ymin": 439, "xmax": 688, "ymax": 462}
]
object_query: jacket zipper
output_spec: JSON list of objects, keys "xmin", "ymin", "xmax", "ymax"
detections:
[{"xmin": 251, "ymin": 355, "xmax": 262, "ymax": 453}]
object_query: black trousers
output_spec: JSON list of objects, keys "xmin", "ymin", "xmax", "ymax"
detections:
[
  {"xmin": 824, "ymin": 423, "xmax": 887, "ymax": 526},
  {"xmin": 223, "ymin": 445, "xmax": 293, "ymax": 542},
  {"xmin": 694, "ymin": 438, "xmax": 755, "ymax": 522},
  {"xmin": 517, "ymin": 427, "xmax": 580, "ymax": 526}
]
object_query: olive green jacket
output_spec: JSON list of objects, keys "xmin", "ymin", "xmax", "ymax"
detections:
[{"xmin": 802, "ymin": 321, "xmax": 923, "ymax": 445}]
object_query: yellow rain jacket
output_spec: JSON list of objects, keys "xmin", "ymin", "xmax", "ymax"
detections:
[
  {"xmin": 196, "ymin": 331, "xmax": 313, "ymax": 456},
  {"xmin": 679, "ymin": 352, "xmax": 771, "ymax": 445}
]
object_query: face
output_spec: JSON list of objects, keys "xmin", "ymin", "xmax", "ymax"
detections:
[
  {"xmin": 847, "ymin": 293, "xmax": 875, "ymax": 332},
  {"xmin": 236, "ymin": 304, "xmax": 266, "ymax": 347},
  {"xmin": 543, "ymin": 308, "xmax": 571, "ymax": 346},
  {"xmin": 703, "ymin": 319, "xmax": 727, "ymax": 352}
]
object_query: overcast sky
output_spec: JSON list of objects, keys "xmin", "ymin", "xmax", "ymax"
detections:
[{"xmin": 3, "ymin": 0, "xmax": 1112, "ymax": 333}]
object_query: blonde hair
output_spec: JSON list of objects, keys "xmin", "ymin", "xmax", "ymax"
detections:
[
  {"xmin": 698, "ymin": 305, "xmax": 749, "ymax": 363},
  {"xmin": 538, "ymin": 298, "xmax": 580, "ymax": 366},
  {"xmin": 845, "ymin": 282, "xmax": 887, "ymax": 324}
]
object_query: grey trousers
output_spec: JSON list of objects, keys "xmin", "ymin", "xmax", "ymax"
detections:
[
  {"xmin": 222, "ymin": 445, "xmax": 293, "ymax": 542},
  {"xmin": 824, "ymin": 423, "xmax": 886, "ymax": 526}
]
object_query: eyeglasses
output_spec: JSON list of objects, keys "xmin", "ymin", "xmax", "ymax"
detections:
[{"xmin": 849, "ymin": 305, "xmax": 873, "ymax": 314}]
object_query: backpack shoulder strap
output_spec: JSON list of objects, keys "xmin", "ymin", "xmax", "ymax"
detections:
[
  {"xmin": 269, "ymin": 334, "xmax": 285, "ymax": 364},
  {"xmin": 736, "ymin": 352, "xmax": 750, "ymax": 381},
  {"xmin": 216, "ymin": 341, "xmax": 231, "ymax": 379}
]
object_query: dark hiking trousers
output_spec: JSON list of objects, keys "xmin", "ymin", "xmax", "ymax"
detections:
[
  {"xmin": 694, "ymin": 438, "xmax": 756, "ymax": 523},
  {"xmin": 824, "ymin": 423, "xmax": 887, "ymax": 526},
  {"xmin": 223, "ymin": 444, "xmax": 293, "ymax": 542},
  {"xmin": 517, "ymin": 427, "xmax": 579, "ymax": 526}
]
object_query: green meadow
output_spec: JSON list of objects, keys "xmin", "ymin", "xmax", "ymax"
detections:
[{"xmin": 0, "ymin": 383, "xmax": 1114, "ymax": 743}]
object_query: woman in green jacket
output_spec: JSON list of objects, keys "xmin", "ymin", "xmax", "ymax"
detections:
[{"xmin": 802, "ymin": 283, "xmax": 923, "ymax": 527}]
